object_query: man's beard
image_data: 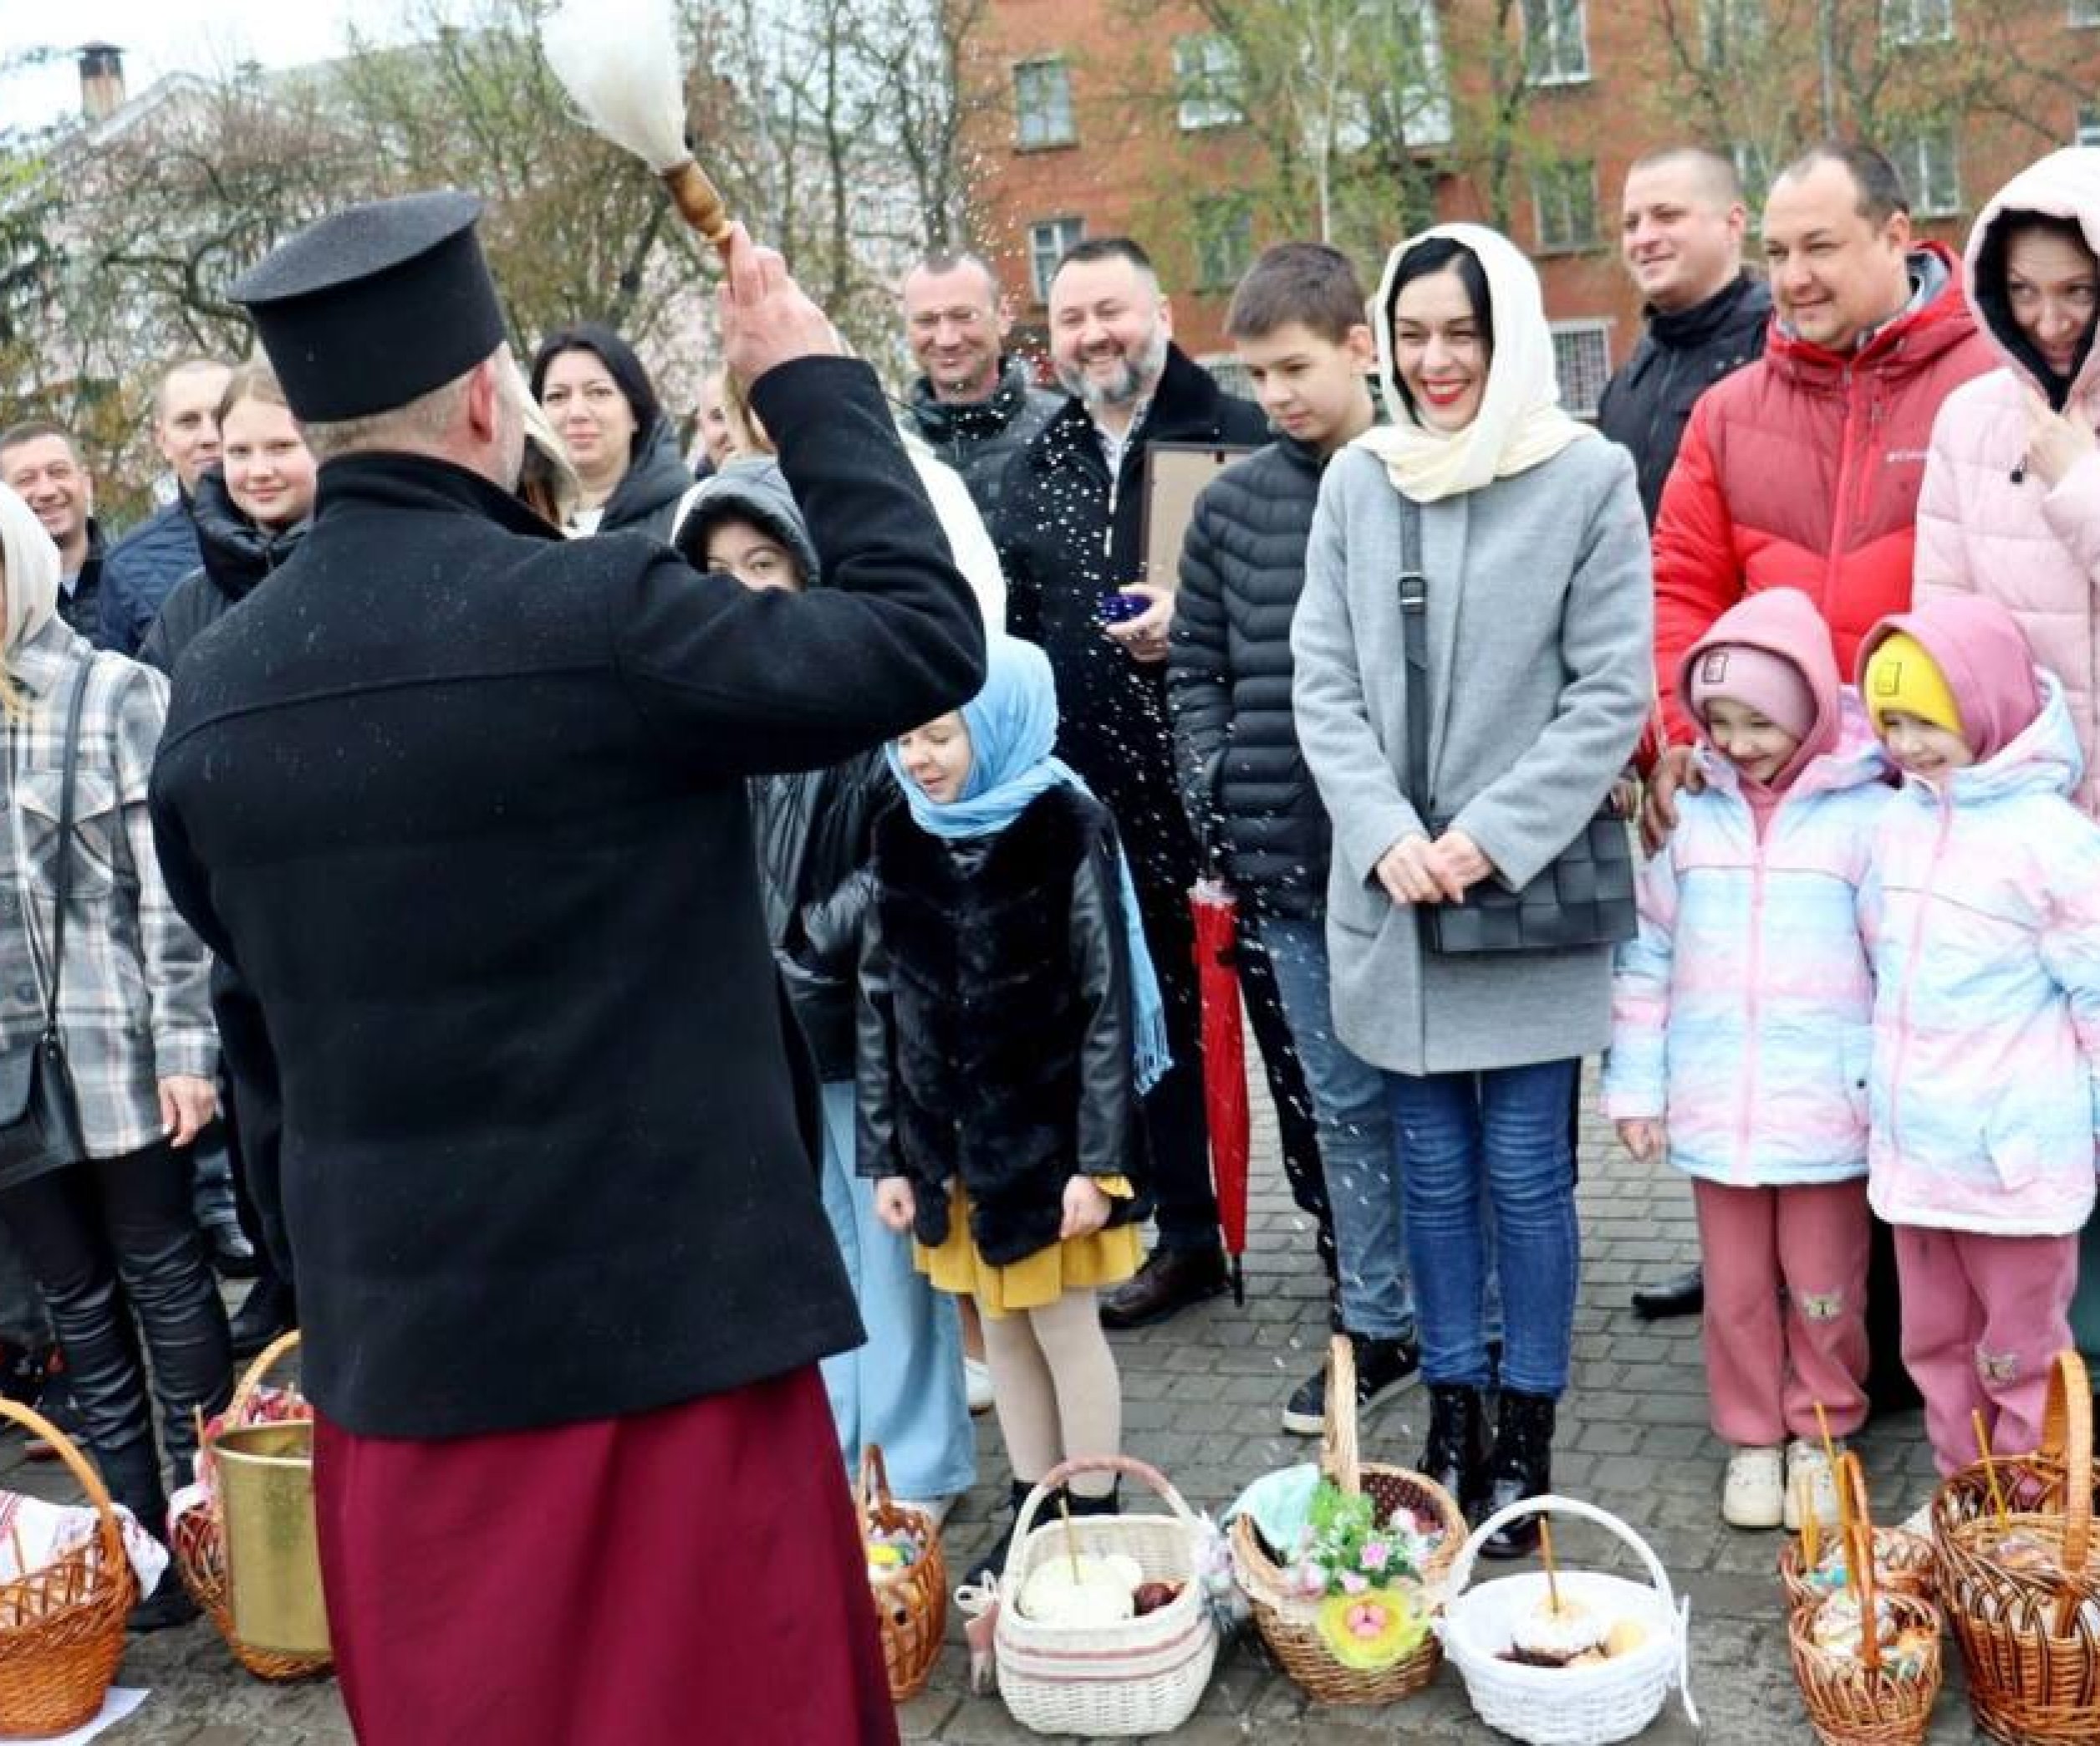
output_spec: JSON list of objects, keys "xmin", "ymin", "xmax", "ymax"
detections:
[{"xmin": 1054, "ymin": 324, "xmax": 1169, "ymax": 411}]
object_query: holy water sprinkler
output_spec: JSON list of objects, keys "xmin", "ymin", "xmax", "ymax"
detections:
[{"xmin": 539, "ymin": 0, "xmax": 734, "ymax": 256}]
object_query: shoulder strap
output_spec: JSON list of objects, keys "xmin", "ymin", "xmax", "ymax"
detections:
[
  {"xmin": 43, "ymin": 661, "xmax": 89, "ymax": 1041},
  {"xmin": 1397, "ymin": 499, "xmax": 1430, "ymax": 817}
]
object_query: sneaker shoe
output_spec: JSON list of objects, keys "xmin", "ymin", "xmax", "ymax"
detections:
[
  {"xmin": 1720, "ymin": 1444, "xmax": 1784, "ymax": 1529},
  {"xmin": 963, "ymin": 1356, "xmax": 994, "ymax": 1417},
  {"xmin": 1784, "ymin": 1437, "xmax": 1844, "ymax": 1532},
  {"xmin": 1280, "ymin": 1333, "xmax": 1420, "ymax": 1436}
]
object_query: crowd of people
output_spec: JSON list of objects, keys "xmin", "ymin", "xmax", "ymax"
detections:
[{"xmin": 0, "ymin": 128, "xmax": 2093, "ymax": 1739}]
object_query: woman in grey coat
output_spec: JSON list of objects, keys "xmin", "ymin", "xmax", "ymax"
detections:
[{"xmin": 1291, "ymin": 225, "xmax": 1652, "ymax": 1556}]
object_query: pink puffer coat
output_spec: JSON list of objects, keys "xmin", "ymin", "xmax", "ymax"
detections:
[{"xmin": 1915, "ymin": 147, "xmax": 2100, "ymax": 816}]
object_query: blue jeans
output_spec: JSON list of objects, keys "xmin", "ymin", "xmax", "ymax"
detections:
[
  {"xmin": 1387, "ymin": 1059, "xmax": 1578, "ymax": 1398},
  {"xmin": 815, "ymin": 1082, "xmax": 976, "ymax": 1503},
  {"xmin": 1259, "ymin": 917, "xmax": 1414, "ymax": 1340}
]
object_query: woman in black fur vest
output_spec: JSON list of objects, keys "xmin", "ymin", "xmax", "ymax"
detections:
[{"xmin": 860, "ymin": 636, "xmax": 1168, "ymax": 1582}]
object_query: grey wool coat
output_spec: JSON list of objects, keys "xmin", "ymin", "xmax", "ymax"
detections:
[{"xmin": 1291, "ymin": 438, "xmax": 1654, "ymax": 1075}]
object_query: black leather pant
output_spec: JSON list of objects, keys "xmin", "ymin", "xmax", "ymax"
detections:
[{"xmin": 0, "ymin": 1141, "xmax": 233, "ymax": 1511}]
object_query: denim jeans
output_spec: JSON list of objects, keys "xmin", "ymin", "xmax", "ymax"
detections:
[
  {"xmin": 1387, "ymin": 1059, "xmax": 1579, "ymax": 1398},
  {"xmin": 1259, "ymin": 916, "xmax": 1414, "ymax": 1340},
  {"xmin": 814, "ymin": 1082, "xmax": 976, "ymax": 1504}
]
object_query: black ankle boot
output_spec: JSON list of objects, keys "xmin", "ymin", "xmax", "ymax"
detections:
[
  {"xmin": 1420, "ymin": 1383, "xmax": 1490, "ymax": 1514},
  {"xmin": 968, "ymin": 1478, "xmax": 1060, "ymax": 1588},
  {"xmin": 1478, "ymin": 1390, "xmax": 1557, "ymax": 1560},
  {"xmin": 1063, "ymin": 1480, "xmax": 1119, "ymax": 1519},
  {"xmin": 97, "ymin": 1443, "xmax": 196, "ymax": 1631}
]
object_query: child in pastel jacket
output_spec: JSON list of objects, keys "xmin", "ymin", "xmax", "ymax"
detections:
[
  {"xmin": 1857, "ymin": 595, "xmax": 2100, "ymax": 1477},
  {"xmin": 859, "ymin": 635, "xmax": 1170, "ymax": 1584},
  {"xmin": 1606, "ymin": 588, "xmax": 1893, "ymax": 1534}
]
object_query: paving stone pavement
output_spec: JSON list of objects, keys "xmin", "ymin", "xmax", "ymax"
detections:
[{"xmin": 4, "ymin": 1070, "xmax": 1998, "ymax": 1742}]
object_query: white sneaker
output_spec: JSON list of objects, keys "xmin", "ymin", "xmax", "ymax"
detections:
[
  {"xmin": 1721, "ymin": 1444, "xmax": 1784, "ymax": 1529},
  {"xmin": 964, "ymin": 1356, "xmax": 994, "ymax": 1416},
  {"xmin": 1784, "ymin": 1437, "xmax": 1844, "ymax": 1532}
]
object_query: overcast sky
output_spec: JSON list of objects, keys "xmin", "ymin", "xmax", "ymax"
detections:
[{"xmin": 1, "ymin": 4, "xmax": 421, "ymax": 130}]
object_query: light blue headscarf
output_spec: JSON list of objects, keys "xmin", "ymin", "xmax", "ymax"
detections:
[{"xmin": 884, "ymin": 636, "xmax": 1171, "ymax": 1095}]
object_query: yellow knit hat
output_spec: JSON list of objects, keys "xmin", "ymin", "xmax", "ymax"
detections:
[{"xmin": 1861, "ymin": 631, "xmax": 1965, "ymax": 740}]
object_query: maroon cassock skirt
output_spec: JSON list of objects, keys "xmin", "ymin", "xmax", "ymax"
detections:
[{"xmin": 312, "ymin": 1366, "xmax": 898, "ymax": 1744}]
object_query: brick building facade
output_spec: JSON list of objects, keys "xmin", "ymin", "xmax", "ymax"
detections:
[{"xmin": 961, "ymin": 0, "xmax": 2100, "ymax": 412}]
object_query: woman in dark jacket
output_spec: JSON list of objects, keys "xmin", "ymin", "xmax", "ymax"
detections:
[
  {"xmin": 531, "ymin": 324, "xmax": 698, "ymax": 541},
  {"xmin": 674, "ymin": 467, "xmax": 974, "ymax": 1518}
]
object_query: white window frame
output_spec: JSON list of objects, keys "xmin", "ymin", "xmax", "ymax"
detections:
[
  {"xmin": 1551, "ymin": 320, "xmax": 1613, "ymax": 420},
  {"xmin": 1523, "ymin": 0, "xmax": 1592, "ymax": 86},
  {"xmin": 2075, "ymin": 0, "xmax": 2100, "ymax": 28},
  {"xmin": 1012, "ymin": 59, "xmax": 1074, "ymax": 151},
  {"xmin": 2078, "ymin": 102, "xmax": 2100, "ymax": 146},
  {"xmin": 1532, "ymin": 160, "xmax": 1599, "ymax": 254},
  {"xmin": 1883, "ymin": 0, "xmax": 1955, "ymax": 45},
  {"xmin": 1027, "ymin": 216, "xmax": 1084, "ymax": 301},
  {"xmin": 1891, "ymin": 127, "xmax": 1960, "ymax": 217},
  {"xmin": 1172, "ymin": 33, "xmax": 1245, "ymax": 131}
]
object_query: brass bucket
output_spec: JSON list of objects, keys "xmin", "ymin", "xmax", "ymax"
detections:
[{"xmin": 215, "ymin": 1342, "xmax": 330, "ymax": 1657}]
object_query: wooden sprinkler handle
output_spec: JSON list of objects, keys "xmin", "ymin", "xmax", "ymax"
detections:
[{"xmin": 661, "ymin": 159, "xmax": 734, "ymax": 255}]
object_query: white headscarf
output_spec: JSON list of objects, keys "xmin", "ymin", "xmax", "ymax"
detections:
[
  {"xmin": 1355, "ymin": 222, "xmax": 1593, "ymax": 503},
  {"xmin": 0, "ymin": 485, "xmax": 59, "ymax": 661}
]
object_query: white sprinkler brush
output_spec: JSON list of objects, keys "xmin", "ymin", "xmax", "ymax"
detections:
[{"xmin": 539, "ymin": 0, "xmax": 734, "ymax": 256}]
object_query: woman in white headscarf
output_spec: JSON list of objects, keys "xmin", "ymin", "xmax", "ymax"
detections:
[
  {"xmin": 0, "ymin": 484, "xmax": 229, "ymax": 1627},
  {"xmin": 1291, "ymin": 225, "xmax": 1653, "ymax": 1556}
]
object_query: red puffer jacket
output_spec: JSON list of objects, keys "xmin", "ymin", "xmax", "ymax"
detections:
[{"xmin": 1649, "ymin": 242, "xmax": 1996, "ymax": 745}]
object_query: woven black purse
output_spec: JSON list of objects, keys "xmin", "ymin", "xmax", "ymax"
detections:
[{"xmin": 1396, "ymin": 500, "xmax": 1636, "ymax": 956}]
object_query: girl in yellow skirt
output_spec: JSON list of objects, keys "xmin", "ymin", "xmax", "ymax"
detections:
[{"xmin": 861, "ymin": 636, "xmax": 1170, "ymax": 1584}]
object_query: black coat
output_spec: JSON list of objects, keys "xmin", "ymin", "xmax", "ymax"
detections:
[
  {"xmin": 136, "ymin": 467, "xmax": 306, "ymax": 676},
  {"xmin": 994, "ymin": 345, "xmax": 1268, "ymax": 911},
  {"xmin": 1166, "ymin": 434, "xmax": 1333, "ymax": 918},
  {"xmin": 148, "ymin": 358, "xmax": 986, "ymax": 1440},
  {"xmin": 901, "ymin": 358, "xmax": 1060, "ymax": 525},
  {"xmin": 856, "ymin": 785, "xmax": 1145, "ymax": 1267},
  {"xmin": 1597, "ymin": 272, "xmax": 1772, "ymax": 526},
  {"xmin": 750, "ymin": 750, "xmax": 895, "ymax": 1083}
]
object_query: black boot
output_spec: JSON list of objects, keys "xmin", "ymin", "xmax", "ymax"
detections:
[
  {"xmin": 1063, "ymin": 1479, "xmax": 1119, "ymax": 1519},
  {"xmin": 1478, "ymin": 1391, "xmax": 1557, "ymax": 1560},
  {"xmin": 97, "ymin": 1442, "xmax": 196, "ymax": 1632},
  {"xmin": 967, "ymin": 1478, "xmax": 1058, "ymax": 1588},
  {"xmin": 1420, "ymin": 1383, "xmax": 1490, "ymax": 1515},
  {"xmin": 228, "ymin": 1272, "xmax": 296, "ymax": 1361}
]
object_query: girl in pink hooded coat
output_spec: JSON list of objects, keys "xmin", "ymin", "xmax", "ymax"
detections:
[{"xmin": 1858, "ymin": 596, "xmax": 2100, "ymax": 1478}]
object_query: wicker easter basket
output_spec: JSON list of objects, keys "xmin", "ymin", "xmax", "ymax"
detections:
[
  {"xmin": 0, "ymin": 1396, "xmax": 136, "ymax": 1737},
  {"xmin": 1787, "ymin": 1529, "xmax": 1944, "ymax": 1746},
  {"xmin": 858, "ymin": 1444, "xmax": 946, "ymax": 1701},
  {"xmin": 1781, "ymin": 1451, "xmax": 1936, "ymax": 1612},
  {"xmin": 1230, "ymin": 1335, "xmax": 1465, "ymax": 1703},
  {"xmin": 986, "ymin": 1453, "xmax": 1216, "ymax": 1737},
  {"xmin": 169, "ymin": 1330, "xmax": 332, "ymax": 1683},
  {"xmin": 1930, "ymin": 1349, "xmax": 2100, "ymax": 1746}
]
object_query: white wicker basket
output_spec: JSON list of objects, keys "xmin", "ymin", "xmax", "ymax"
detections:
[
  {"xmin": 1437, "ymin": 1494, "xmax": 1697, "ymax": 1746},
  {"xmin": 982, "ymin": 1454, "xmax": 1218, "ymax": 1738}
]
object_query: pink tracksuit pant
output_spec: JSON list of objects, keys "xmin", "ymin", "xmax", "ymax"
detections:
[
  {"xmin": 1694, "ymin": 1177, "xmax": 1870, "ymax": 1447},
  {"xmin": 1892, "ymin": 1225, "xmax": 2077, "ymax": 1476}
]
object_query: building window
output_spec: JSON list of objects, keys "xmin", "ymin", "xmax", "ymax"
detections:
[
  {"xmin": 1551, "ymin": 322, "xmax": 1613, "ymax": 420},
  {"xmin": 1523, "ymin": 0, "xmax": 1591, "ymax": 85},
  {"xmin": 1192, "ymin": 197, "xmax": 1254, "ymax": 289},
  {"xmin": 1703, "ymin": 0, "xmax": 1768, "ymax": 64},
  {"xmin": 1173, "ymin": 33, "xmax": 1245, "ymax": 131},
  {"xmin": 2075, "ymin": 0, "xmax": 2100, "ymax": 27},
  {"xmin": 1027, "ymin": 217, "xmax": 1084, "ymax": 301},
  {"xmin": 1891, "ymin": 127, "xmax": 1960, "ymax": 216},
  {"xmin": 1883, "ymin": 0, "xmax": 1954, "ymax": 43},
  {"xmin": 1013, "ymin": 59, "xmax": 1074, "ymax": 150},
  {"xmin": 2078, "ymin": 103, "xmax": 2100, "ymax": 146},
  {"xmin": 1533, "ymin": 160, "xmax": 1598, "ymax": 253},
  {"xmin": 1200, "ymin": 354, "xmax": 1253, "ymax": 402}
]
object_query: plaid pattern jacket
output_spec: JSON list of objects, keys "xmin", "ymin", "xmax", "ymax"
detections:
[{"xmin": 2, "ymin": 620, "xmax": 216, "ymax": 1156}]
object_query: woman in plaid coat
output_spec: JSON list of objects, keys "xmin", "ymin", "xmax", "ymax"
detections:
[{"xmin": 0, "ymin": 484, "xmax": 227, "ymax": 1627}]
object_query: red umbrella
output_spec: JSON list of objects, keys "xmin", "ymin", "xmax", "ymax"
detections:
[{"xmin": 1190, "ymin": 879, "xmax": 1248, "ymax": 1304}]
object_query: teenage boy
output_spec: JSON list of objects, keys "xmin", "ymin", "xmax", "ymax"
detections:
[{"xmin": 1168, "ymin": 243, "xmax": 1419, "ymax": 1431}]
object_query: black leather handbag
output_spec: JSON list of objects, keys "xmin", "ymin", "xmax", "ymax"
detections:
[
  {"xmin": 0, "ymin": 666, "xmax": 90, "ymax": 1185},
  {"xmin": 1396, "ymin": 500, "xmax": 1637, "ymax": 956}
]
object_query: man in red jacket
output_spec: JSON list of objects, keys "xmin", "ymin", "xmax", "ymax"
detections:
[
  {"xmin": 1642, "ymin": 141, "xmax": 1996, "ymax": 1452},
  {"xmin": 1648, "ymin": 142, "xmax": 1995, "ymax": 769}
]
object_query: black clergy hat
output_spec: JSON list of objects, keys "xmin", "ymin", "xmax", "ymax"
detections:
[{"xmin": 229, "ymin": 191, "xmax": 508, "ymax": 422}]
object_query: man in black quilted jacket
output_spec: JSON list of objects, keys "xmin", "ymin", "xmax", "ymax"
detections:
[{"xmin": 1167, "ymin": 243, "xmax": 1420, "ymax": 1432}]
